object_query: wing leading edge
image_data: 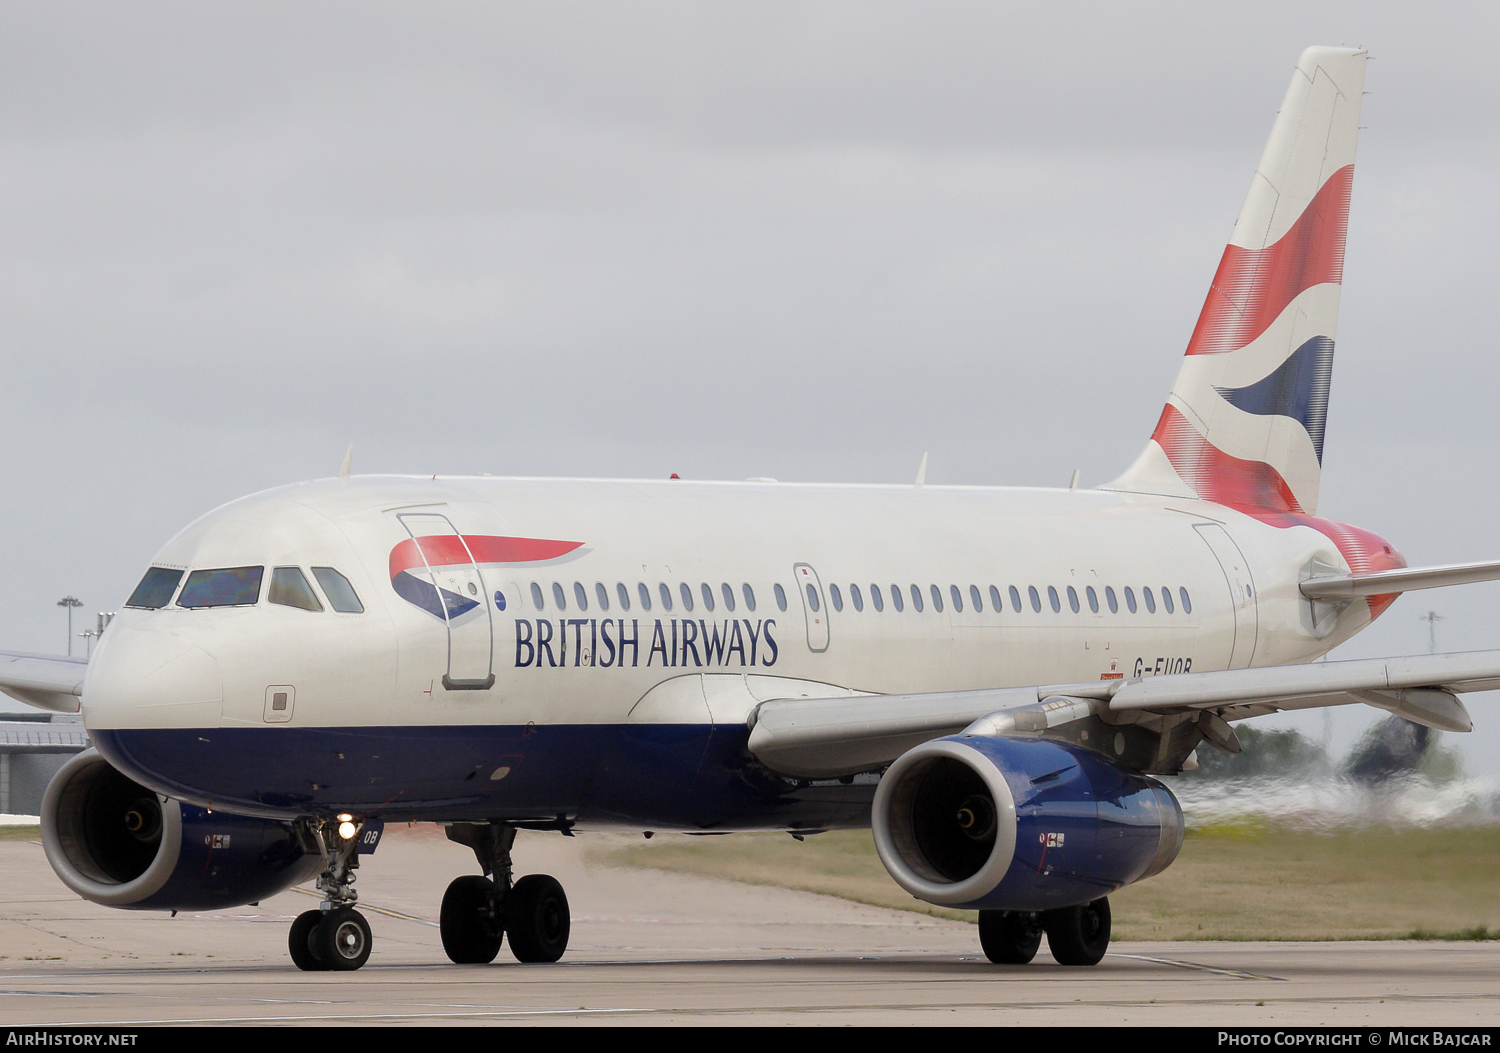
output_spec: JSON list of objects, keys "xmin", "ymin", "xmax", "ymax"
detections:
[{"xmin": 0, "ymin": 651, "xmax": 87, "ymax": 713}]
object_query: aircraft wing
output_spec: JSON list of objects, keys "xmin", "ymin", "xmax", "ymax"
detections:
[
  {"xmin": 0, "ymin": 651, "xmax": 87, "ymax": 713},
  {"xmin": 745, "ymin": 648, "xmax": 1500, "ymax": 778}
]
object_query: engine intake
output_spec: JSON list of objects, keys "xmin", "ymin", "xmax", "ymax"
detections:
[
  {"xmin": 42, "ymin": 750, "xmax": 320, "ymax": 911},
  {"xmin": 872, "ymin": 735, "xmax": 1182, "ymax": 911}
]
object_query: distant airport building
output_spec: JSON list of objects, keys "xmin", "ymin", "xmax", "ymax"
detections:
[{"xmin": 0, "ymin": 714, "xmax": 87, "ymax": 817}]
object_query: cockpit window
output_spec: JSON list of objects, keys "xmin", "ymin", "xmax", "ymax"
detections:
[
  {"xmin": 269, "ymin": 567, "xmax": 323, "ymax": 612},
  {"xmin": 312, "ymin": 567, "xmax": 365, "ymax": 613},
  {"xmin": 125, "ymin": 567, "xmax": 183, "ymax": 609},
  {"xmin": 177, "ymin": 566, "xmax": 263, "ymax": 608}
]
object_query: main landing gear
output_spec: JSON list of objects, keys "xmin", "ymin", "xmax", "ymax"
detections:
[
  {"xmin": 441, "ymin": 823, "xmax": 571, "ymax": 965},
  {"xmin": 978, "ymin": 896, "xmax": 1111, "ymax": 967},
  {"xmin": 288, "ymin": 816, "xmax": 373, "ymax": 971}
]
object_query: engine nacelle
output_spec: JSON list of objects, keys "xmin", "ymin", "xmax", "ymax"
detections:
[
  {"xmin": 872, "ymin": 735, "xmax": 1183, "ymax": 911},
  {"xmin": 41, "ymin": 750, "xmax": 320, "ymax": 911}
]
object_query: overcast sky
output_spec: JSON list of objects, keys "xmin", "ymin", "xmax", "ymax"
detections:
[{"xmin": 5, "ymin": 2, "xmax": 1500, "ymax": 777}]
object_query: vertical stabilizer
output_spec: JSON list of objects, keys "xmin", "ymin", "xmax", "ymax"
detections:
[{"xmin": 1105, "ymin": 47, "xmax": 1366, "ymax": 515}]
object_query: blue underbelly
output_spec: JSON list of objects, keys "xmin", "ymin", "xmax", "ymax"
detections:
[{"xmin": 90, "ymin": 723, "xmax": 875, "ymax": 831}]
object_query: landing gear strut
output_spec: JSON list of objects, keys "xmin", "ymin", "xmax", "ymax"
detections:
[
  {"xmin": 443, "ymin": 823, "xmax": 571, "ymax": 965},
  {"xmin": 288, "ymin": 816, "xmax": 372, "ymax": 971}
]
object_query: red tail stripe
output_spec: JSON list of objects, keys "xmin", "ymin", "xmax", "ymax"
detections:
[
  {"xmin": 1185, "ymin": 165, "xmax": 1353, "ymax": 356},
  {"xmin": 1152, "ymin": 404, "xmax": 1302, "ymax": 513},
  {"xmin": 1248, "ymin": 510, "xmax": 1406, "ymax": 619}
]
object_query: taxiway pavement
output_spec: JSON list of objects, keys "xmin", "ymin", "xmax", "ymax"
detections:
[{"xmin": 0, "ymin": 824, "xmax": 1492, "ymax": 1026}]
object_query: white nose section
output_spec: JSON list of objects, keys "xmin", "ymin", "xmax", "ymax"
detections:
[{"xmin": 83, "ymin": 625, "xmax": 223, "ymax": 730}]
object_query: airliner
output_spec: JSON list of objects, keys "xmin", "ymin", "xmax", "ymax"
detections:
[{"xmin": 8, "ymin": 47, "xmax": 1500, "ymax": 971}]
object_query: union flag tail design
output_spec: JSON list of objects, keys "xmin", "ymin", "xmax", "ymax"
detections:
[{"xmin": 1106, "ymin": 47, "xmax": 1366, "ymax": 516}]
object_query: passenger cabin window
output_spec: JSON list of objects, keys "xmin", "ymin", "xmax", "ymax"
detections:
[
  {"xmin": 1086, "ymin": 586, "xmax": 1099, "ymax": 614},
  {"xmin": 1179, "ymin": 587, "xmax": 1193, "ymax": 614},
  {"xmin": 125, "ymin": 567, "xmax": 183, "ymax": 609},
  {"xmin": 177, "ymin": 566, "xmax": 263, "ymax": 609},
  {"xmin": 310, "ymin": 567, "xmax": 362, "ymax": 613},
  {"xmin": 742, "ymin": 584, "xmax": 756, "ymax": 611},
  {"xmin": 850, "ymin": 584, "xmax": 864, "ymax": 611},
  {"xmin": 617, "ymin": 582, "xmax": 631, "ymax": 610},
  {"xmin": 269, "ymin": 567, "xmax": 323, "ymax": 612},
  {"xmin": 638, "ymin": 583, "xmax": 653, "ymax": 611},
  {"xmin": 910, "ymin": 585, "xmax": 923, "ymax": 612},
  {"xmin": 1066, "ymin": 586, "xmax": 1080, "ymax": 614},
  {"xmin": 988, "ymin": 585, "xmax": 1002, "ymax": 613},
  {"xmin": 829, "ymin": 584, "xmax": 843, "ymax": 612},
  {"xmin": 596, "ymin": 582, "xmax": 611, "ymax": 610},
  {"xmin": 552, "ymin": 583, "xmax": 567, "ymax": 610},
  {"xmin": 700, "ymin": 583, "xmax": 715, "ymax": 611},
  {"xmin": 659, "ymin": 583, "xmax": 673, "ymax": 611},
  {"xmin": 1161, "ymin": 587, "xmax": 1174, "ymax": 614},
  {"xmin": 573, "ymin": 582, "xmax": 588, "ymax": 611},
  {"xmin": 679, "ymin": 583, "xmax": 694, "ymax": 611},
  {"xmin": 1106, "ymin": 586, "xmax": 1119, "ymax": 613},
  {"xmin": 721, "ymin": 583, "xmax": 736, "ymax": 611},
  {"xmin": 870, "ymin": 584, "xmax": 884, "ymax": 612},
  {"xmin": 1010, "ymin": 586, "xmax": 1022, "ymax": 612},
  {"xmin": 1028, "ymin": 586, "xmax": 1041, "ymax": 613},
  {"xmin": 531, "ymin": 583, "xmax": 545, "ymax": 609},
  {"xmin": 774, "ymin": 584, "xmax": 787, "ymax": 612},
  {"xmin": 1124, "ymin": 587, "xmax": 1137, "ymax": 613},
  {"xmin": 928, "ymin": 585, "xmax": 942, "ymax": 612},
  {"xmin": 1142, "ymin": 587, "xmax": 1156, "ymax": 614},
  {"xmin": 890, "ymin": 585, "xmax": 903, "ymax": 612}
]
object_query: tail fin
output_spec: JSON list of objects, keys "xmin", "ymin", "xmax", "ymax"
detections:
[{"xmin": 1106, "ymin": 47, "xmax": 1367, "ymax": 515}]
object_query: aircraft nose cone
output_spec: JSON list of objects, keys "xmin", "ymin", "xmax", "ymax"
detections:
[{"xmin": 82, "ymin": 624, "xmax": 223, "ymax": 730}]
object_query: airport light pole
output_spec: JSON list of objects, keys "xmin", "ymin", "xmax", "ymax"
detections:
[
  {"xmin": 1420, "ymin": 610, "xmax": 1444, "ymax": 654},
  {"xmin": 57, "ymin": 596, "xmax": 82, "ymax": 656}
]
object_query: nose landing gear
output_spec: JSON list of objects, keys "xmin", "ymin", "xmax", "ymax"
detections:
[
  {"xmin": 442, "ymin": 823, "xmax": 571, "ymax": 965},
  {"xmin": 287, "ymin": 816, "xmax": 373, "ymax": 971}
]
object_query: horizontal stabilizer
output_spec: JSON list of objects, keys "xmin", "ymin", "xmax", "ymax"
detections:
[{"xmin": 1301, "ymin": 559, "xmax": 1500, "ymax": 600}]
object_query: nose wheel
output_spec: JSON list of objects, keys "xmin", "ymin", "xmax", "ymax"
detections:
[{"xmin": 288, "ymin": 816, "xmax": 374, "ymax": 972}]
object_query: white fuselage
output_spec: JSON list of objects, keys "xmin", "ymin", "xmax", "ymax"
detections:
[{"xmin": 79, "ymin": 475, "xmax": 1387, "ymax": 826}]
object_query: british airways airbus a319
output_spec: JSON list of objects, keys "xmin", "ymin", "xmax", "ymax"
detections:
[{"xmin": 7, "ymin": 47, "xmax": 1500, "ymax": 971}]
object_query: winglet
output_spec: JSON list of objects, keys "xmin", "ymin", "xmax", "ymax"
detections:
[{"xmin": 338, "ymin": 442, "xmax": 353, "ymax": 487}]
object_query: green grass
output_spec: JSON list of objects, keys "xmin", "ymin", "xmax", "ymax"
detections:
[{"xmin": 595, "ymin": 821, "xmax": 1500, "ymax": 941}]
